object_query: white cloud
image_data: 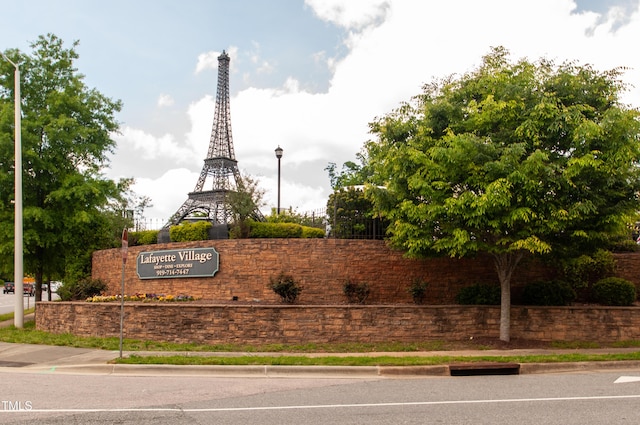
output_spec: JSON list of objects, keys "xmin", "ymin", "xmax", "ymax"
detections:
[
  {"xmin": 247, "ymin": 42, "xmax": 275, "ymax": 75},
  {"xmin": 132, "ymin": 168, "xmax": 199, "ymax": 225},
  {"xmin": 183, "ymin": 95, "xmax": 216, "ymax": 165},
  {"xmin": 195, "ymin": 46, "xmax": 241, "ymax": 75},
  {"xmin": 115, "ymin": 127, "xmax": 194, "ymax": 163},
  {"xmin": 157, "ymin": 93, "xmax": 174, "ymax": 107},
  {"xmin": 256, "ymin": 60, "xmax": 274, "ymax": 74},
  {"xmin": 305, "ymin": 0, "xmax": 390, "ymax": 29},
  {"xmin": 195, "ymin": 51, "xmax": 220, "ymax": 74}
]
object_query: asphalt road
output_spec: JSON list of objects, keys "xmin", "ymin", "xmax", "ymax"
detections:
[
  {"xmin": 0, "ymin": 292, "xmax": 58, "ymax": 316},
  {"xmin": 1, "ymin": 369, "xmax": 639, "ymax": 424}
]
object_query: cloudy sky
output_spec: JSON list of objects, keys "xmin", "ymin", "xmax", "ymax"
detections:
[{"xmin": 2, "ymin": 0, "xmax": 639, "ymax": 225}]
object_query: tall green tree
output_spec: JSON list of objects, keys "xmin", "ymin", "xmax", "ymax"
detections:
[
  {"xmin": 366, "ymin": 47, "xmax": 640, "ymax": 341},
  {"xmin": 0, "ymin": 34, "xmax": 129, "ymax": 299},
  {"xmin": 228, "ymin": 173, "xmax": 266, "ymax": 238},
  {"xmin": 325, "ymin": 150, "xmax": 374, "ymax": 190},
  {"xmin": 325, "ymin": 150, "xmax": 387, "ymax": 239}
]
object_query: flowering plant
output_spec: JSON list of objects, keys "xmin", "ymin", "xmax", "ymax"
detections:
[{"xmin": 86, "ymin": 293, "xmax": 200, "ymax": 303}]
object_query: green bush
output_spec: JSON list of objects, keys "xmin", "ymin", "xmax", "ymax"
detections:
[
  {"xmin": 301, "ymin": 226, "xmax": 325, "ymax": 238},
  {"xmin": 269, "ymin": 272, "xmax": 302, "ymax": 304},
  {"xmin": 129, "ymin": 230, "xmax": 158, "ymax": 246},
  {"xmin": 562, "ymin": 250, "xmax": 615, "ymax": 290},
  {"xmin": 592, "ymin": 277, "xmax": 637, "ymax": 306},
  {"xmin": 231, "ymin": 221, "xmax": 324, "ymax": 238},
  {"xmin": 521, "ymin": 280, "xmax": 576, "ymax": 306},
  {"xmin": 343, "ymin": 281, "xmax": 371, "ymax": 304},
  {"xmin": 170, "ymin": 221, "xmax": 212, "ymax": 242},
  {"xmin": 609, "ymin": 235, "xmax": 639, "ymax": 252},
  {"xmin": 408, "ymin": 279, "xmax": 429, "ymax": 304},
  {"xmin": 456, "ymin": 283, "xmax": 501, "ymax": 305},
  {"xmin": 248, "ymin": 222, "xmax": 302, "ymax": 238},
  {"xmin": 57, "ymin": 278, "xmax": 108, "ymax": 301}
]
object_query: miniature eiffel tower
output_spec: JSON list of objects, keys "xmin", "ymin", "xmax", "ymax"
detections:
[{"xmin": 165, "ymin": 50, "xmax": 260, "ymax": 228}]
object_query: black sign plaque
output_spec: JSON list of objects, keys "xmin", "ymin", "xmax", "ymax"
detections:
[{"xmin": 136, "ymin": 247, "xmax": 219, "ymax": 279}]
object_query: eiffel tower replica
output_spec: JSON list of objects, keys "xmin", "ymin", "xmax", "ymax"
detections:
[{"xmin": 164, "ymin": 50, "xmax": 261, "ymax": 229}]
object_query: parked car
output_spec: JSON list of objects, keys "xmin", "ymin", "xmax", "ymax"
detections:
[
  {"xmin": 23, "ymin": 283, "xmax": 35, "ymax": 296},
  {"xmin": 3, "ymin": 282, "xmax": 14, "ymax": 294},
  {"xmin": 48, "ymin": 281, "xmax": 62, "ymax": 293}
]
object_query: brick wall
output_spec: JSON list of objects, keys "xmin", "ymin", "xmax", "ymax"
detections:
[
  {"xmin": 35, "ymin": 302, "xmax": 640, "ymax": 344},
  {"xmin": 92, "ymin": 239, "xmax": 559, "ymax": 304},
  {"xmin": 50, "ymin": 240, "xmax": 638, "ymax": 345}
]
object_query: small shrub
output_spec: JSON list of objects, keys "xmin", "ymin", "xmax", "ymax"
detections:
[
  {"xmin": 343, "ymin": 281, "xmax": 370, "ymax": 304},
  {"xmin": 129, "ymin": 230, "xmax": 158, "ymax": 246},
  {"xmin": 269, "ymin": 272, "xmax": 302, "ymax": 304},
  {"xmin": 408, "ymin": 279, "xmax": 429, "ymax": 304},
  {"xmin": 609, "ymin": 236, "xmax": 639, "ymax": 252},
  {"xmin": 245, "ymin": 222, "xmax": 325, "ymax": 238},
  {"xmin": 592, "ymin": 277, "xmax": 636, "ymax": 306},
  {"xmin": 248, "ymin": 222, "xmax": 303, "ymax": 238},
  {"xmin": 300, "ymin": 226, "xmax": 325, "ymax": 238},
  {"xmin": 170, "ymin": 221, "xmax": 212, "ymax": 242},
  {"xmin": 57, "ymin": 278, "xmax": 108, "ymax": 301},
  {"xmin": 456, "ymin": 283, "xmax": 501, "ymax": 305},
  {"xmin": 521, "ymin": 280, "xmax": 576, "ymax": 306},
  {"xmin": 561, "ymin": 250, "xmax": 615, "ymax": 291}
]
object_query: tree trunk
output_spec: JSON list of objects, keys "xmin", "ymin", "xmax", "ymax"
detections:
[
  {"xmin": 492, "ymin": 251, "xmax": 524, "ymax": 342},
  {"xmin": 499, "ymin": 278, "xmax": 510, "ymax": 342},
  {"xmin": 35, "ymin": 270, "xmax": 44, "ymax": 302}
]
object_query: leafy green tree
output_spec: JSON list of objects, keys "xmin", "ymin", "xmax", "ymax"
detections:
[
  {"xmin": 327, "ymin": 187, "xmax": 387, "ymax": 239},
  {"xmin": 0, "ymin": 34, "xmax": 129, "ymax": 300},
  {"xmin": 325, "ymin": 150, "xmax": 387, "ymax": 239},
  {"xmin": 325, "ymin": 150, "xmax": 374, "ymax": 190},
  {"xmin": 228, "ymin": 173, "xmax": 265, "ymax": 238},
  {"xmin": 366, "ymin": 47, "xmax": 640, "ymax": 341},
  {"xmin": 265, "ymin": 207, "xmax": 325, "ymax": 228}
]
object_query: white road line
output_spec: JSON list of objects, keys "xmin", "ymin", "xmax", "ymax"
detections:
[
  {"xmin": 3, "ymin": 394, "xmax": 640, "ymax": 414},
  {"xmin": 615, "ymin": 376, "xmax": 640, "ymax": 384}
]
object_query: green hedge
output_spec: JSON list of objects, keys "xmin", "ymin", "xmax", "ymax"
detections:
[
  {"xmin": 129, "ymin": 230, "xmax": 158, "ymax": 246},
  {"xmin": 521, "ymin": 280, "xmax": 576, "ymax": 306},
  {"xmin": 456, "ymin": 283, "xmax": 501, "ymax": 305},
  {"xmin": 170, "ymin": 221, "xmax": 212, "ymax": 242},
  {"xmin": 301, "ymin": 226, "xmax": 325, "ymax": 238},
  {"xmin": 592, "ymin": 277, "xmax": 637, "ymax": 306},
  {"xmin": 248, "ymin": 222, "xmax": 324, "ymax": 238}
]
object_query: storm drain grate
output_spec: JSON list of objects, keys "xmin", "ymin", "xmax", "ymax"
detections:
[
  {"xmin": 0, "ymin": 360, "xmax": 34, "ymax": 368},
  {"xmin": 449, "ymin": 362, "xmax": 520, "ymax": 376}
]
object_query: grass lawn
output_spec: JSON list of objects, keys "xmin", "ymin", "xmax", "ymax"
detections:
[
  {"xmin": 2, "ymin": 316, "xmax": 640, "ymax": 366},
  {"xmin": 113, "ymin": 351, "xmax": 640, "ymax": 367}
]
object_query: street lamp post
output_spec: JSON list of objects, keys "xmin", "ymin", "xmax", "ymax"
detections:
[
  {"xmin": 275, "ymin": 146, "xmax": 283, "ymax": 214},
  {"xmin": 1, "ymin": 53, "xmax": 23, "ymax": 328}
]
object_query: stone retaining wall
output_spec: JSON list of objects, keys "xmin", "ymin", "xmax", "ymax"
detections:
[{"xmin": 35, "ymin": 302, "xmax": 640, "ymax": 344}]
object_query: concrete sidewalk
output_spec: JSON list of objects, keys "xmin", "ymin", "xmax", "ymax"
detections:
[{"xmin": 2, "ymin": 316, "xmax": 640, "ymax": 377}]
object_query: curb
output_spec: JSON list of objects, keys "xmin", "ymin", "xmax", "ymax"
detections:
[
  {"xmin": 18, "ymin": 360, "xmax": 640, "ymax": 378},
  {"xmin": 519, "ymin": 360, "xmax": 640, "ymax": 374}
]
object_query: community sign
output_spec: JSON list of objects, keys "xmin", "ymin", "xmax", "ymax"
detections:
[{"xmin": 136, "ymin": 247, "xmax": 219, "ymax": 279}]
